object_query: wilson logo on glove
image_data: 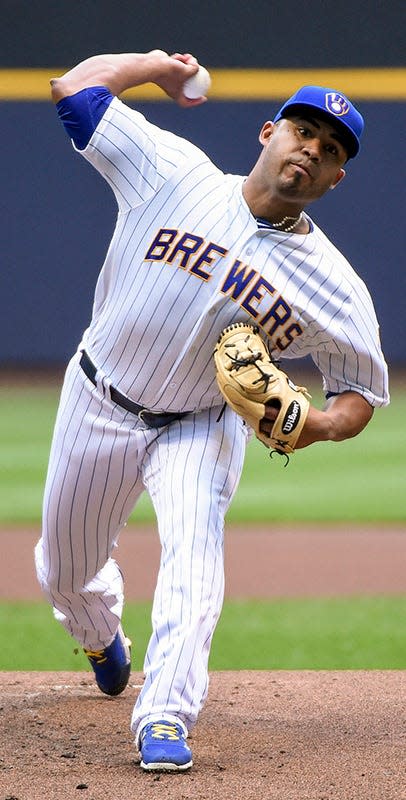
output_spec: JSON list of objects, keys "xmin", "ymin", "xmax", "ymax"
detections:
[{"xmin": 281, "ymin": 400, "xmax": 301, "ymax": 434}]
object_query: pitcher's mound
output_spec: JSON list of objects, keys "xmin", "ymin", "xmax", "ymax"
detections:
[{"xmin": 0, "ymin": 671, "xmax": 403, "ymax": 800}]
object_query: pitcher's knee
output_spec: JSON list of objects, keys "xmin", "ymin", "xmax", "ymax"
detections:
[
  {"xmin": 34, "ymin": 538, "xmax": 75, "ymax": 598},
  {"xmin": 34, "ymin": 538, "xmax": 49, "ymax": 590}
]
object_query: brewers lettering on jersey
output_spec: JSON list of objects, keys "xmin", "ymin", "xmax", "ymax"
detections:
[{"xmin": 35, "ymin": 51, "xmax": 389, "ymax": 773}]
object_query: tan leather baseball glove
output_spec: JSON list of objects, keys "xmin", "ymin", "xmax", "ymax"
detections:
[{"xmin": 213, "ymin": 323, "xmax": 311, "ymax": 456}]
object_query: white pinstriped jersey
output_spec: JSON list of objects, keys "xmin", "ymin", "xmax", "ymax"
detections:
[{"xmin": 77, "ymin": 96, "xmax": 389, "ymax": 412}]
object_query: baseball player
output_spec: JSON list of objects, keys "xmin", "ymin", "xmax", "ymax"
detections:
[{"xmin": 35, "ymin": 50, "xmax": 389, "ymax": 772}]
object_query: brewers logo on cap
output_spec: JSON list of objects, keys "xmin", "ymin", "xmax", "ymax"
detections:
[{"xmin": 325, "ymin": 92, "xmax": 350, "ymax": 117}]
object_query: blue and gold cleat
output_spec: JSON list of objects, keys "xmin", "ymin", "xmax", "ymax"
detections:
[
  {"xmin": 139, "ymin": 719, "xmax": 193, "ymax": 772},
  {"xmin": 84, "ymin": 624, "xmax": 131, "ymax": 696}
]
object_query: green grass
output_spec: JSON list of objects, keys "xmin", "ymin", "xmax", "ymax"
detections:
[
  {"xmin": 1, "ymin": 597, "xmax": 405, "ymax": 671},
  {"xmin": 213, "ymin": 597, "xmax": 406, "ymax": 669},
  {"xmin": 0, "ymin": 377, "xmax": 405, "ymax": 524},
  {"xmin": 1, "ymin": 379, "xmax": 403, "ymax": 675}
]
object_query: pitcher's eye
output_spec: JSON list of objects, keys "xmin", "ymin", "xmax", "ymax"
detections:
[{"xmin": 297, "ymin": 126, "xmax": 311, "ymax": 137}]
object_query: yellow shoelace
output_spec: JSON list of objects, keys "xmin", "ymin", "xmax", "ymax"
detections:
[
  {"xmin": 83, "ymin": 647, "xmax": 108, "ymax": 664},
  {"xmin": 150, "ymin": 723, "xmax": 181, "ymax": 741}
]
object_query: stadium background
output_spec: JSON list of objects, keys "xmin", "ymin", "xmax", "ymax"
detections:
[
  {"xmin": 1, "ymin": 0, "xmax": 405, "ymax": 368},
  {"xmin": 1, "ymin": 6, "xmax": 405, "ymax": 795}
]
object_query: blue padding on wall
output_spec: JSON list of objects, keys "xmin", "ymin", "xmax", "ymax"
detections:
[{"xmin": 1, "ymin": 100, "xmax": 405, "ymax": 364}]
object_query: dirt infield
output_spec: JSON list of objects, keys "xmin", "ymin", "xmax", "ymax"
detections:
[
  {"xmin": 0, "ymin": 670, "xmax": 405, "ymax": 800},
  {"xmin": 1, "ymin": 524, "xmax": 405, "ymax": 799},
  {"xmin": 2, "ymin": 524, "xmax": 406, "ymax": 600}
]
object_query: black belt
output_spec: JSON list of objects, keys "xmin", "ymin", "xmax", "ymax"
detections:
[{"xmin": 79, "ymin": 350, "xmax": 187, "ymax": 428}]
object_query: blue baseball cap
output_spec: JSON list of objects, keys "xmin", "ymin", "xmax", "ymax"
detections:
[{"xmin": 273, "ymin": 85, "xmax": 364, "ymax": 159}]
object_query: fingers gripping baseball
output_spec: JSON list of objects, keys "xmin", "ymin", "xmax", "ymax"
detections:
[
  {"xmin": 157, "ymin": 53, "xmax": 210, "ymax": 107},
  {"xmin": 213, "ymin": 323, "xmax": 311, "ymax": 455}
]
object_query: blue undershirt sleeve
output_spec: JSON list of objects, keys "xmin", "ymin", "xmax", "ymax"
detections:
[{"xmin": 55, "ymin": 86, "xmax": 114, "ymax": 150}]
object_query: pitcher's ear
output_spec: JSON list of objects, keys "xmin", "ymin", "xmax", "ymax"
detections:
[
  {"xmin": 330, "ymin": 168, "xmax": 346, "ymax": 189},
  {"xmin": 258, "ymin": 121, "xmax": 275, "ymax": 146}
]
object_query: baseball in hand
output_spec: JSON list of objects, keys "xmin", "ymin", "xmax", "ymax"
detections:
[{"xmin": 183, "ymin": 66, "xmax": 211, "ymax": 99}]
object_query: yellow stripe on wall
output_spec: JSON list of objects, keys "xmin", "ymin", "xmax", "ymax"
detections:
[
  {"xmin": 206, "ymin": 68, "xmax": 406, "ymax": 101},
  {"xmin": 1, "ymin": 67, "xmax": 405, "ymax": 101}
]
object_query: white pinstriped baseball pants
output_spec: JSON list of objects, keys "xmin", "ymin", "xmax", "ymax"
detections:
[{"xmin": 35, "ymin": 352, "xmax": 248, "ymax": 734}]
